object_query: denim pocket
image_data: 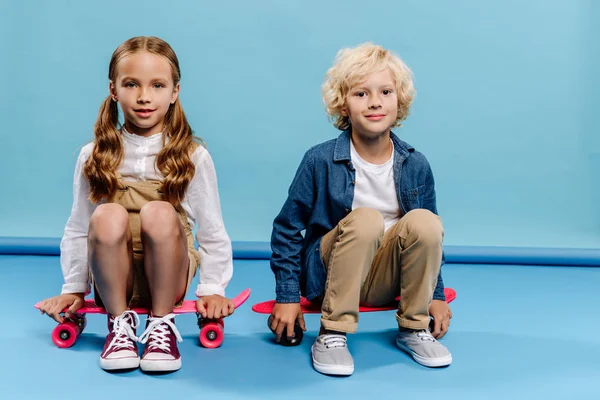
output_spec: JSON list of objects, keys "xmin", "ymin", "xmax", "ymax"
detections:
[{"xmin": 400, "ymin": 184, "xmax": 424, "ymax": 210}]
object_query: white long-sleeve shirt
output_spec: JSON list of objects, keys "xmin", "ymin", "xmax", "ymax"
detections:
[{"xmin": 60, "ymin": 129, "xmax": 233, "ymax": 298}]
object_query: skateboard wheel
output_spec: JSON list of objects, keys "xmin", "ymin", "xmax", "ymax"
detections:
[
  {"xmin": 268, "ymin": 317, "xmax": 303, "ymax": 347},
  {"xmin": 199, "ymin": 322, "xmax": 224, "ymax": 348},
  {"xmin": 80, "ymin": 316, "xmax": 87, "ymax": 334},
  {"xmin": 278, "ymin": 322, "xmax": 303, "ymax": 347},
  {"xmin": 52, "ymin": 322, "xmax": 78, "ymax": 348},
  {"xmin": 72, "ymin": 315, "xmax": 87, "ymax": 335}
]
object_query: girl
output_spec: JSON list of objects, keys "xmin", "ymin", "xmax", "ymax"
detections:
[{"xmin": 38, "ymin": 36, "xmax": 234, "ymax": 373}]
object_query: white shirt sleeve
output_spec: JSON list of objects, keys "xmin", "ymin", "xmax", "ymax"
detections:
[
  {"xmin": 187, "ymin": 148, "xmax": 233, "ymax": 298},
  {"xmin": 60, "ymin": 146, "xmax": 96, "ymax": 295}
]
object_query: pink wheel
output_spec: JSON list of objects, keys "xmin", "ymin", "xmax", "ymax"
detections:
[
  {"xmin": 199, "ymin": 322, "xmax": 224, "ymax": 348},
  {"xmin": 52, "ymin": 322, "xmax": 78, "ymax": 348}
]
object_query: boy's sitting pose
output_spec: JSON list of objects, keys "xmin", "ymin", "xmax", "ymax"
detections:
[{"xmin": 268, "ymin": 43, "xmax": 452, "ymax": 376}]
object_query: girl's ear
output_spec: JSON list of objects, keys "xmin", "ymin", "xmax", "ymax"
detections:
[
  {"xmin": 109, "ymin": 81, "xmax": 118, "ymax": 102},
  {"xmin": 171, "ymin": 83, "xmax": 180, "ymax": 104}
]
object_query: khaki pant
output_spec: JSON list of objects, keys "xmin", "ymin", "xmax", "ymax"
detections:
[{"xmin": 319, "ymin": 207, "xmax": 443, "ymax": 333}]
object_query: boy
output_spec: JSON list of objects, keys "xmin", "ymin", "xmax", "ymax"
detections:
[{"xmin": 269, "ymin": 43, "xmax": 452, "ymax": 376}]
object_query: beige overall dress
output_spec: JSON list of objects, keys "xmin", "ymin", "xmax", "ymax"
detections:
[{"xmin": 93, "ymin": 175, "xmax": 201, "ymax": 309}]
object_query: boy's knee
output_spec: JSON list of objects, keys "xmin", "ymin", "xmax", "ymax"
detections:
[
  {"xmin": 89, "ymin": 204, "xmax": 129, "ymax": 245},
  {"xmin": 140, "ymin": 201, "xmax": 180, "ymax": 240},
  {"xmin": 402, "ymin": 209, "xmax": 443, "ymax": 247},
  {"xmin": 346, "ymin": 207, "xmax": 384, "ymax": 243}
]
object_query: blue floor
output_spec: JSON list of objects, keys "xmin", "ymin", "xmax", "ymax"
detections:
[{"xmin": 2, "ymin": 254, "xmax": 599, "ymax": 399}]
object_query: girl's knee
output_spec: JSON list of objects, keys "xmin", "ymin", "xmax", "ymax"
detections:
[
  {"xmin": 140, "ymin": 201, "xmax": 181, "ymax": 239},
  {"xmin": 89, "ymin": 204, "xmax": 129, "ymax": 245}
]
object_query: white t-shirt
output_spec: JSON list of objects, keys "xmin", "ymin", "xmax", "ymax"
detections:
[
  {"xmin": 350, "ymin": 140, "xmax": 401, "ymax": 231},
  {"xmin": 60, "ymin": 128, "xmax": 233, "ymax": 298}
]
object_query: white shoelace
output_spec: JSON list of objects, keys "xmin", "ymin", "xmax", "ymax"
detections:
[
  {"xmin": 320, "ymin": 334, "xmax": 347, "ymax": 349},
  {"xmin": 102, "ymin": 310, "xmax": 140, "ymax": 357},
  {"xmin": 416, "ymin": 330, "xmax": 436, "ymax": 342},
  {"xmin": 138, "ymin": 313, "xmax": 183, "ymax": 352}
]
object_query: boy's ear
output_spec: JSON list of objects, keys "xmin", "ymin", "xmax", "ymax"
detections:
[{"xmin": 341, "ymin": 107, "xmax": 348, "ymax": 116}]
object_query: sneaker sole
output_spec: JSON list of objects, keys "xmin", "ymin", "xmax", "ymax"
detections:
[
  {"xmin": 396, "ymin": 341, "xmax": 452, "ymax": 367},
  {"xmin": 100, "ymin": 356, "xmax": 140, "ymax": 371},
  {"xmin": 311, "ymin": 345, "xmax": 354, "ymax": 376},
  {"xmin": 140, "ymin": 358, "xmax": 182, "ymax": 372}
]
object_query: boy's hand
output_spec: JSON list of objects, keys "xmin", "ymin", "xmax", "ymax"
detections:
[
  {"xmin": 429, "ymin": 300, "xmax": 452, "ymax": 339},
  {"xmin": 269, "ymin": 303, "xmax": 306, "ymax": 343},
  {"xmin": 38, "ymin": 293, "xmax": 85, "ymax": 323},
  {"xmin": 196, "ymin": 295, "xmax": 235, "ymax": 319}
]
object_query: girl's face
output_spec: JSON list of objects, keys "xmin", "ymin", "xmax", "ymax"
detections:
[{"xmin": 110, "ymin": 51, "xmax": 179, "ymax": 137}]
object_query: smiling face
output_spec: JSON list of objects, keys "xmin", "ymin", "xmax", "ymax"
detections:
[
  {"xmin": 110, "ymin": 51, "xmax": 179, "ymax": 137},
  {"xmin": 343, "ymin": 68, "xmax": 399, "ymax": 141}
]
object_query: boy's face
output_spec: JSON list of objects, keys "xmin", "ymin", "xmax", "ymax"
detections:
[{"xmin": 343, "ymin": 68, "xmax": 398, "ymax": 140}]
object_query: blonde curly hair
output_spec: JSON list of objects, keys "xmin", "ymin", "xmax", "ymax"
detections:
[{"xmin": 322, "ymin": 43, "xmax": 416, "ymax": 131}]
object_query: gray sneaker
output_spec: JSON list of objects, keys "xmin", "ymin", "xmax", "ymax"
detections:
[
  {"xmin": 396, "ymin": 329, "xmax": 452, "ymax": 367},
  {"xmin": 311, "ymin": 334, "xmax": 354, "ymax": 376}
]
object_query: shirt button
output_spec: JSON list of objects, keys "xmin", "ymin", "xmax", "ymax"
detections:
[
  {"xmin": 413, "ymin": 190, "xmax": 418, "ymax": 196},
  {"xmin": 345, "ymin": 208, "xmax": 350, "ymax": 213},
  {"xmin": 351, "ymin": 180, "xmax": 355, "ymax": 185}
]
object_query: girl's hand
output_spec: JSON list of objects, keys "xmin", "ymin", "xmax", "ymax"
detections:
[
  {"xmin": 38, "ymin": 293, "xmax": 85, "ymax": 323},
  {"xmin": 196, "ymin": 295, "xmax": 235, "ymax": 319}
]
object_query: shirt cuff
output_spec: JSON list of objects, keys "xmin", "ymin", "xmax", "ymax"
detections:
[
  {"xmin": 61, "ymin": 282, "xmax": 90, "ymax": 296},
  {"xmin": 433, "ymin": 288, "xmax": 446, "ymax": 301},
  {"xmin": 195, "ymin": 283, "xmax": 226, "ymax": 298},
  {"xmin": 276, "ymin": 284, "xmax": 301, "ymax": 303}
]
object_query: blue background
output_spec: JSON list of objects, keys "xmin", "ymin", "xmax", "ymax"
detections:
[{"xmin": 1, "ymin": 0, "xmax": 598, "ymax": 249}]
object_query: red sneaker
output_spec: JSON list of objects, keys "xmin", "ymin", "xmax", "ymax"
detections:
[
  {"xmin": 139, "ymin": 313, "xmax": 183, "ymax": 372},
  {"xmin": 99, "ymin": 311, "xmax": 140, "ymax": 371}
]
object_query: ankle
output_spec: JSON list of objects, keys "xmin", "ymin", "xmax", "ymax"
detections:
[
  {"xmin": 108, "ymin": 310, "xmax": 128, "ymax": 319},
  {"xmin": 399, "ymin": 326, "xmax": 419, "ymax": 333},
  {"xmin": 319, "ymin": 326, "xmax": 346, "ymax": 336}
]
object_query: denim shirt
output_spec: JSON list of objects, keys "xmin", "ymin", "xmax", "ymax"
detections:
[{"xmin": 270, "ymin": 129, "xmax": 446, "ymax": 303}]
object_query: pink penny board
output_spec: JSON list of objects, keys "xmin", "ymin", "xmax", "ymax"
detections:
[
  {"xmin": 36, "ymin": 288, "xmax": 251, "ymax": 349},
  {"xmin": 252, "ymin": 287, "xmax": 456, "ymax": 314}
]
